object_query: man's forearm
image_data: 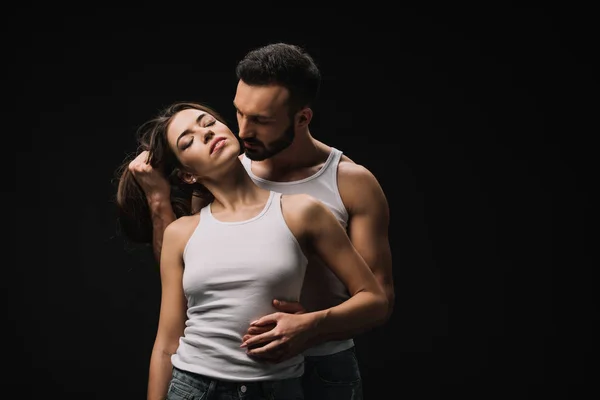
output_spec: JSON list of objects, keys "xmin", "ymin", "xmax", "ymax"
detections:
[
  {"xmin": 149, "ymin": 201, "xmax": 176, "ymax": 263},
  {"xmin": 308, "ymin": 292, "xmax": 389, "ymax": 347},
  {"xmin": 378, "ymin": 277, "xmax": 395, "ymax": 323}
]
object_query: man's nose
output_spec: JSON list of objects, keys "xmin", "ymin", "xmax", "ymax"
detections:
[{"xmin": 237, "ymin": 119, "xmax": 253, "ymax": 139}]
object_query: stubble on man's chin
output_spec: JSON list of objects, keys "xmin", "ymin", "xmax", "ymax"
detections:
[
  {"xmin": 242, "ymin": 122, "xmax": 295, "ymax": 161},
  {"xmin": 243, "ymin": 147, "xmax": 267, "ymax": 161}
]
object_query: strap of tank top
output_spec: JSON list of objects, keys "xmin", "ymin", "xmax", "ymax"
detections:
[
  {"xmin": 330, "ymin": 147, "xmax": 342, "ymax": 163},
  {"xmin": 324, "ymin": 147, "xmax": 343, "ymax": 178},
  {"xmin": 268, "ymin": 191, "xmax": 283, "ymax": 217}
]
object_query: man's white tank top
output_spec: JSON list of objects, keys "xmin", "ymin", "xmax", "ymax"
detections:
[
  {"xmin": 241, "ymin": 148, "xmax": 355, "ymax": 356},
  {"xmin": 171, "ymin": 191, "xmax": 308, "ymax": 381}
]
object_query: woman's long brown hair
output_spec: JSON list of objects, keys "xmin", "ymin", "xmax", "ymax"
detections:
[{"xmin": 114, "ymin": 102, "xmax": 231, "ymax": 243}]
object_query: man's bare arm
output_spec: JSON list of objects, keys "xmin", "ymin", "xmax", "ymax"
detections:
[
  {"xmin": 339, "ymin": 161, "xmax": 395, "ymax": 322},
  {"xmin": 244, "ymin": 160, "xmax": 395, "ymax": 346}
]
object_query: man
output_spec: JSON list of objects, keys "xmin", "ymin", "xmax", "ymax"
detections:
[{"xmin": 128, "ymin": 43, "xmax": 394, "ymax": 399}]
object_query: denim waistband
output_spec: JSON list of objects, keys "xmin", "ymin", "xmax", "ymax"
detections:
[{"xmin": 171, "ymin": 366, "xmax": 301, "ymax": 397}]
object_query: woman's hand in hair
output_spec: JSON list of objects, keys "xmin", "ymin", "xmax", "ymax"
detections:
[{"xmin": 128, "ymin": 150, "xmax": 171, "ymax": 207}]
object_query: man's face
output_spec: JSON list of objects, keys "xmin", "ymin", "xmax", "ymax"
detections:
[{"xmin": 233, "ymin": 80, "xmax": 295, "ymax": 161}]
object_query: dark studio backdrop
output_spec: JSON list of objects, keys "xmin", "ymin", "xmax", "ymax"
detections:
[{"xmin": 6, "ymin": 6, "xmax": 595, "ymax": 400}]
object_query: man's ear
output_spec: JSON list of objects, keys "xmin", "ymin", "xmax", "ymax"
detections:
[
  {"xmin": 297, "ymin": 107, "xmax": 313, "ymax": 128},
  {"xmin": 178, "ymin": 170, "xmax": 197, "ymax": 185}
]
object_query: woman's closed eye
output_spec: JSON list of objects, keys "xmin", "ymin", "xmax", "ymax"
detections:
[{"xmin": 182, "ymin": 138, "xmax": 193, "ymax": 150}]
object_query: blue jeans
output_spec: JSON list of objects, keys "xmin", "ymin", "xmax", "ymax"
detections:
[
  {"xmin": 167, "ymin": 367, "xmax": 304, "ymax": 400},
  {"xmin": 302, "ymin": 347, "xmax": 363, "ymax": 400}
]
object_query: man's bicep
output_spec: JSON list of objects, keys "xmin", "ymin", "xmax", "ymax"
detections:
[
  {"xmin": 345, "ymin": 174, "xmax": 394, "ymax": 308},
  {"xmin": 348, "ymin": 200, "xmax": 393, "ymax": 281}
]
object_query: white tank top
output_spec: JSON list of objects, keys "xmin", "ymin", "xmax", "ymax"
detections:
[
  {"xmin": 241, "ymin": 148, "xmax": 355, "ymax": 356},
  {"xmin": 171, "ymin": 191, "xmax": 308, "ymax": 381}
]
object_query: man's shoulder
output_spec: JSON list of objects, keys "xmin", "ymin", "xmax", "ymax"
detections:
[
  {"xmin": 335, "ymin": 155, "xmax": 387, "ymax": 211},
  {"xmin": 337, "ymin": 157, "xmax": 376, "ymax": 183}
]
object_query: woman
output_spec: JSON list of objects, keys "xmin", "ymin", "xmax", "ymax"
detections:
[{"xmin": 117, "ymin": 102, "xmax": 388, "ymax": 400}]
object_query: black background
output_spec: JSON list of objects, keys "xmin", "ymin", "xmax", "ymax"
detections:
[{"xmin": 6, "ymin": 6, "xmax": 596, "ymax": 399}]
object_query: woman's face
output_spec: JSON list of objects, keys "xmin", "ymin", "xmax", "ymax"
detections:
[{"xmin": 166, "ymin": 108, "xmax": 240, "ymax": 180}]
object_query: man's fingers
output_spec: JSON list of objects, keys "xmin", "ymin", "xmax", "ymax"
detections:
[
  {"xmin": 241, "ymin": 330, "xmax": 278, "ymax": 349},
  {"xmin": 247, "ymin": 340, "xmax": 293, "ymax": 363},
  {"xmin": 246, "ymin": 340, "xmax": 284, "ymax": 357},
  {"xmin": 250, "ymin": 313, "xmax": 280, "ymax": 327},
  {"xmin": 242, "ymin": 322, "xmax": 275, "ymax": 343},
  {"xmin": 247, "ymin": 324, "xmax": 275, "ymax": 335}
]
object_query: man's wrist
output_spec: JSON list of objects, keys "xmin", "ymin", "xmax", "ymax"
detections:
[{"xmin": 308, "ymin": 309, "xmax": 329, "ymax": 340}]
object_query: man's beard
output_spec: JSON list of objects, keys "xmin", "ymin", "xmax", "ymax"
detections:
[{"xmin": 243, "ymin": 122, "xmax": 295, "ymax": 161}]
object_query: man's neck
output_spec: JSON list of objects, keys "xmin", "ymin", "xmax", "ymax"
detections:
[
  {"xmin": 256, "ymin": 132, "xmax": 328, "ymax": 171},
  {"xmin": 245, "ymin": 134, "xmax": 332, "ymax": 182}
]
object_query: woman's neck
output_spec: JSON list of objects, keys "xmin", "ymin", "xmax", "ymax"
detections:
[{"xmin": 202, "ymin": 160, "xmax": 270, "ymax": 212}]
